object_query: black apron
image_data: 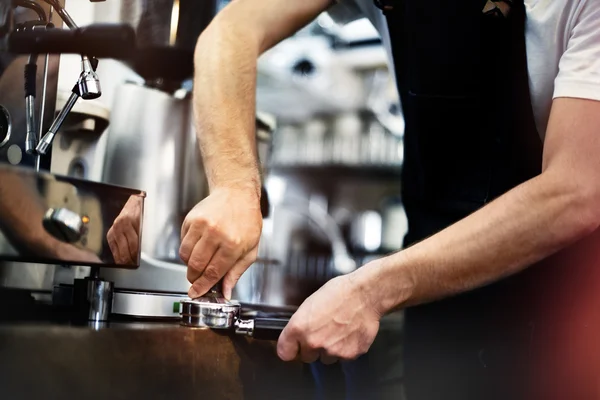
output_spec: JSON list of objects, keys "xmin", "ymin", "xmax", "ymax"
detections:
[{"xmin": 379, "ymin": 0, "xmax": 544, "ymax": 398}]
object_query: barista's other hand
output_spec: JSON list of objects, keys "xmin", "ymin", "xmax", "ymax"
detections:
[
  {"xmin": 180, "ymin": 187, "xmax": 262, "ymax": 299},
  {"xmin": 277, "ymin": 274, "xmax": 381, "ymax": 364},
  {"xmin": 107, "ymin": 196, "xmax": 143, "ymax": 265}
]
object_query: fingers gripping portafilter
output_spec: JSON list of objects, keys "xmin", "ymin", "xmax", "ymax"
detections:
[{"xmin": 180, "ymin": 282, "xmax": 288, "ymax": 341}]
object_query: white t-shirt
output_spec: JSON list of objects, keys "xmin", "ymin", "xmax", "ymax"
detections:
[{"xmin": 333, "ymin": 0, "xmax": 600, "ymax": 139}]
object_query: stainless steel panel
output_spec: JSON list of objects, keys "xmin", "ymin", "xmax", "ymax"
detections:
[
  {"xmin": 112, "ymin": 290, "xmax": 188, "ymax": 318},
  {"xmin": 101, "ymin": 83, "xmax": 277, "ymax": 294},
  {"xmin": 101, "ymin": 83, "xmax": 193, "ymax": 292},
  {"xmin": 0, "ymin": 164, "xmax": 145, "ymax": 267},
  {"xmin": 103, "ymin": 82, "xmax": 194, "ymax": 262}
]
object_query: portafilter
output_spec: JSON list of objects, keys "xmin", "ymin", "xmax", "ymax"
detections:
[{"xmin": 180, "ymin": 282, "xmax": 288, "ymax": 341}]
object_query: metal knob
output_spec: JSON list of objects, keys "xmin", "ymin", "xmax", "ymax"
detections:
[
  {"xmin": 78, "ymin": 56, "xmax": 101, "ymax": 100},
  {"xmin": 42, "ymin": 207, "xmax": 84, "ymax": 243}
]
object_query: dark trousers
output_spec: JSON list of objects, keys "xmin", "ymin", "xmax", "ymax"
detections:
[{"xmin": 310, "ymin": 317, "xmax": 405, "ymax": 400}]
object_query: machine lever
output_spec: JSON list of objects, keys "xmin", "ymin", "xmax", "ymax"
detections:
[
  {"xmin": 35, "ymin": 91, "xmax": 78, "ymax": 155},
  {"xmin": 24, "ymin": 54, "xmax": 37, "ymax": 154}
]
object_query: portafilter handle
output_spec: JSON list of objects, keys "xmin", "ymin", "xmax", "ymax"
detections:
[{"xmin": 235, "ymin": 317, "xmax": 288, "ymax": 341}]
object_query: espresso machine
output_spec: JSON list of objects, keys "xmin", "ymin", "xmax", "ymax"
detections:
[
  {"xmin": 0, "ymin": 0, "xmax": 277, "ymax": 319},
  {"xmin": 0, "ymin": 0, "xmax": 147, "ymax": 322}
]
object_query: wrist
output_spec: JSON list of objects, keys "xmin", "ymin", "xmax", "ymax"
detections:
[
  {"xmin": 353, "ymin": 254, "xmax": 415, "ymax": 316},
  {"xmin": 348, "ymin": 262, "xmax": 386, "ymax": 318},
  {"xmin": 210, "ymin": 180, "xmax": 261, "ymax": 200}
]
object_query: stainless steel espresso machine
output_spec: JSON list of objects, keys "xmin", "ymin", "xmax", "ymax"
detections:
[
  {"xmin": 0, "ymin": 0, "xmax": 273, "ymax": 319},
  {"xmin": 0, "ymin": 0, "xmax": 145, "ymax": 322}
]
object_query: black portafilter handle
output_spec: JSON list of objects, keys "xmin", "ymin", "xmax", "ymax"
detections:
[
  {"xmin": 8, "ymin": 23, "xmax": 136, "ymax": 59},
  {"xmin": 251, "ymin": 317, "xmax": 289, "ymax": 341}
]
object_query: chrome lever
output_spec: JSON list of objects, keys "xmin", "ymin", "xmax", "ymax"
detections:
[
  {"xmin": 24, "ymin": 54, "xmax": 38, "ymax": 154},
  {"xmin": 36, "ymin": 91, "xmax": 79, "ymax": 155},
  {"xmin": 24, "ymin": 94, "xmax": 37, "ymax": 153}
]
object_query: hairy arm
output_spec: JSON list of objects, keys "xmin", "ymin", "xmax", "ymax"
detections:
[
  {"xmin": 182, "ymin": 0, "xmax": 334, "ymax": 298},
  {"xmin": 276, "ymin": 1, "xmax": 600, "ymax": 364},
  {"xmin": 357, "ymin": 98, "xmax": 600, "ymax": 313},
  {"xmin": 193, "ymin": 0, "xmax": 333, "ymax": 195}
]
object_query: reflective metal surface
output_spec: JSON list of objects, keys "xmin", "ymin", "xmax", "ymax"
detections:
[
  {"xmin": 103, "ymin": 83, "xmax": 193, "ymax": 263},
  {"xmin": 180, "ymin": 298, "xmax": 288, "ymax": 341},
  {"xmin": 53, "ymin": 2, "xmax": 76, "ymax": 29},
  {"xmin": 77, "ymin": 56, "xmax": 101, "ymax": 100},
  {"xmin": 234, "ymin": 319, "xmax": 254, "ymax": 336},
  {"xmin": 43, "ymin": 207, "xmax": 85, "ymax": 243},
  {"xmin": 73, "ymin": 276, "xmax": 114, "ymax": 322},
  {"xmin": 0, "ymin": 163, "xmax": 145, "ymax": 268},
  {"xmin": 24, "ymin": 94, "xmax": 35, "ymax": 153},
  {"xmin": 180, "ymin": 298, "xmax": 240, "ymax": 329},
  {"xmin": 112, "ymin": 290, "xmax": 188, "ymax": 318},
  {"xmin": 35, "ymin": 90, "xmax": 78, "ymax": 155}
]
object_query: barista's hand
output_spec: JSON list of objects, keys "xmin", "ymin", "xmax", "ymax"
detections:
[
  {"xmin": 180, "ymin": 187, "xmax": 263, "ymax": 299},
  {"xmin": 107, "ymin": 196, "xmax": 143, "ymax": 265},
  {"xmin": 277, "ymin": 273, "xmax": 381, "ymax": 364}
]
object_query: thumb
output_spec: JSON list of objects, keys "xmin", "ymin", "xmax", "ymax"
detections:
[
  {"xmin": 277, "ymin": 327, "xmax": 300, "ymax": 361},
  {"xmin": 222, "ymin": 263, "xmax": 247, "ymax": 300},
  {"xmin": 222, "ymin": 250, "xmax": 258, "ymax": 299}
]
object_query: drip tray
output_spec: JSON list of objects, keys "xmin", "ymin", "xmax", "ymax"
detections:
[{"xmin": 112, "ymin": 290, "xmax": 189, "ymax": 319}]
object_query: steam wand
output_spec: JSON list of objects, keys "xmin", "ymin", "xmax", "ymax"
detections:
[
  {"xmin": 36, "ymin": 57, "xmax": 99, "ymax": 155},
  {"xmin": 36, "ymin": 0, "xmax": 101, "ymax": 155}
]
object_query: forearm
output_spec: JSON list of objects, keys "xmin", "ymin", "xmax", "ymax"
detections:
[
  {"xmin": 358, "ymin": 171, "xmax": 600, "ymax": 314},
  {"xmin": 193, "ymin": 0, "xmax": 333, "ymax": 197},
  {"xmin": 193, "ymin": 16, "xmax": 261, "ymax": 197}
]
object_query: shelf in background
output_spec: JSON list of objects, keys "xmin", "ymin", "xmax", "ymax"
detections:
[
  {"xmin": 285, "ymin": 252, "xmax": 389, "ymax": 282},
  {"xmin": 268, "ymin": 164, "xmax": 403, "ymax": 179}
]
